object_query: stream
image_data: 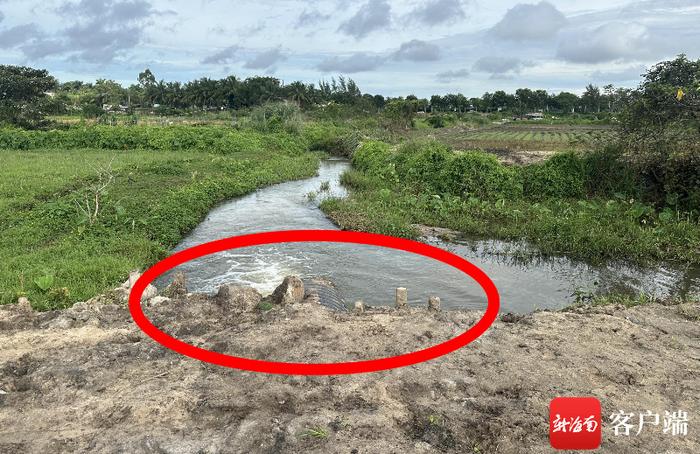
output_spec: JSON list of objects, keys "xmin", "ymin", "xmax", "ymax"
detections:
[{"xmin": 160, "ymin": 159, "xmax": 699, "ymax": 312}]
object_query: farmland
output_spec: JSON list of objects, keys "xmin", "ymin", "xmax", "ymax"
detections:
[{"xmin": 410, "ymin": 123, "xmax": 615, "ymax": 160}]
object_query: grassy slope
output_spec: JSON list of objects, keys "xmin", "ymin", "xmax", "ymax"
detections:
[{"xmin": 1, "ymin": 147, "xmax": 319, "ymax": 309}]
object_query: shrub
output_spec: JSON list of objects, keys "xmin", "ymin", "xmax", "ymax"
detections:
[
  {"xmin": 580, "ymin": 145, "xmax": 639, "ymax": 197},
  {"xmin": 352, "ymin": 141, "xmax": 392, "ymax": 174},
  {"xmin": 426, "ymin": 114, "xmax": 447, "ymax": 128},
  {"xmin": 0, "ymin": 125, "xmax": 309, "ymax": 155},
  {"xmin": 441, "ymin": 152, "xmax": 523, "ymax": 200},
  {"xmin": 393, "ymin": 140, "xmax": 452, "ymax": 190},
  {"xmin": 247, "ymin": 102, "xmax": 302, "ymax": 134},
  {"xmin": 302, "ymin": 123, "xmax": 360, "ymax": 156},
  {"xmin": 522, "ymin": 152, "xmax": 586, "ymax": 199}
]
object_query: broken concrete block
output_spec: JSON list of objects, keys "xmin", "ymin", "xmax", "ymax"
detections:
[
  {"xmin": 216, "ymin": 284, "xmax": 262, "ymax": 311},
  {"xmin": 162, "ymin": 272, "xmax": 187, "ymax": 298},
  {"xmin": 270, "ymin": 276, "xmax": 304, "ymax": 305}
]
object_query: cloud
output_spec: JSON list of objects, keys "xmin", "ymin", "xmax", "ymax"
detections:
[
  {"xmin": 202, "ymin": 45, "xmax": 240, "ymax": 64},
  {"xmin": 589, "ymin": 65, "xmax": 647, "ymax": 82},
  {"xmin": 436, "ymin": 68, "xmax": 470, "ymax": 82},
  {"xmin": 0, "ymin": 24, "xmax": 41, "ymax": 49},
  {"xmin": 317, "ymin": 52, "xmax": 385, "ymax": 73},
  {"xmin": 410, "ymin": 0, "xmax": 466, "ymax": 26},
  {"xmin": 244, "ymin": 47, "xmax": 286, "ymax": 70},
  {"xmin": 338, "ymin": 0, "xmax": 391, "ymax": 39},
  {"xmin": 20, "ymin": 38, "xmax": 66, "ymax": 59},
  {"xmin": 473, "ymin": 56, "xmax": 533, "ymax": 76},
  {"xmin": 490, "ymin": 1, "xmax": 567, "ymax": 41},
  {"xmin": 296, "ymin": 9, "xmax": 330, "ymax": 28},
  {"xmin": 8, "ymin": 0, "xmax": 161, "ymax": 63},
  {"xmin": 557, "ymin": 22, "xmax": 651, "ymax": 63},
  {"xmin": 392, "ymin": 39, "xmax": 441, "ymax": 61}
]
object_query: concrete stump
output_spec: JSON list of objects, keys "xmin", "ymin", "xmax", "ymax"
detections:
[
  {"xmin": 428, "ymin": 296, "xmax": 441, "ymax": 311},
  {"xmin": 354, "ymin": 301, "xmax": 365, "ymax": 314},
  {"xmin": 395, "ymin": 287, "xmax": 408, "ymax": 309},
  {"xmin": 16, "ymin": 297, "xmax": 32, "ymax": 313}
]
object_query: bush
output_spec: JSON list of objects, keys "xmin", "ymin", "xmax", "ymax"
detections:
[
  {"xmin": 302, "ymin": 123, "xmax": 360, "ymax": 156},
  {"xmin": 351, "ymin": 140, "xmax": 392, "ymax": 174},
  {"xmin": 442, "ymin": 152, "xmax": 523, "ymax": 200},
  {"xmin": 358, "ymin": 139, "xmax": 522, "ymax": 200},
  {"xmin": 247, "ymin": 102, "xmax": 302, "ymax": 134},
  {"xmin": 393, "ymin": 140, "xmax": 452, "ymax": 190},
  {"xmin": 522, "ymin": 152, "xmax": 585, "ymax": 199},
  {"xmin": 426, "ymin": 114, "xmax": 447, "ymax": 128},
  {"xmin": 580, "ymin": 145, "xmax": 639, "ymax": 197},
  {"xmin": 0, "ymin": 125, "xmax": 308, "ymax": 155}
]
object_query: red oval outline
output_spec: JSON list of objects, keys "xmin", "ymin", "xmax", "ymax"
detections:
[{"xmin": 129, "ymin": 230, "xmax": 500, "ymax": 375}]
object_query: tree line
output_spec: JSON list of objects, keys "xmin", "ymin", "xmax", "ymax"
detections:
[
  {"xmin": 0, "ymin": 55, "xmax": 697, "ymax": 130},
  {"xmin": 55, "ymin": 69, "xmax": 628, "ymax": 116}
]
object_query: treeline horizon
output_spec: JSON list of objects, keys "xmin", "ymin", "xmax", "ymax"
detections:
[{"xmin": 49, "ymin": 67, "xmax": 630, "ymax": 116}]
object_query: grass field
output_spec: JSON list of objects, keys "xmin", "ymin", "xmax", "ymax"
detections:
[{"xmin": 0, "ymin": 144, "xmax": 319, "ymax": 309}]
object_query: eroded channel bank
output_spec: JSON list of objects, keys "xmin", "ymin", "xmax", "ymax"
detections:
[
  {"xmin": 159, "ymin": 159, "xmax": 699, "ymax": 313},
  {"xmin": 1, "ymin": 274, "xmax": 698, "ymax": 453}
]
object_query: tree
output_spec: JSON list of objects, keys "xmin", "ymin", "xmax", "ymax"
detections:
[
  {"xmin": 619, "ymin": 54, "xmax": 700, "ymax": 209},
  {"xmin": 138, "ymin": 69, "xmax": 157, "ymax": 107},
  {"xmin": 0, "ymin": 65, "xmax": 57, "ymax": 128},
  {"xmin": 138, "ymin": 69, "xmax": 156, "ymax": 88},
  {"xmin": 582, "ymin": 84, "xmax": 602, "ymax": 113},
  {"xmin": 515, "ymin": 88, "xmax": 535, "ymax": 113},
  {"xmin": 286, "ymin": 81, "xmax": 310, "ymax": 108},
  {"xmin": 553, "ymin": 92, "xmax": 579, "ymax": 114},
  {"xmin": 383, "ymin": 99, "xmax": 416, "ymax": 129}
]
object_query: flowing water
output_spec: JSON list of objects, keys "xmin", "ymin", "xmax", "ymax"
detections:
[{"xmin": 160, "ymin": 159, "xmax": 700, "ymax": 313}]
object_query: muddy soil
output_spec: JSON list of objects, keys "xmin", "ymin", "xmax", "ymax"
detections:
[{"xmin": 1, "ymin": 277, "xmax": 698, "ymax": 453}]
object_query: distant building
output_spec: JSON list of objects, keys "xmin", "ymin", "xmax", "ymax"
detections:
[{"xmin": 526, "ymin": 112, "xmax": 544, "ymax": 120}]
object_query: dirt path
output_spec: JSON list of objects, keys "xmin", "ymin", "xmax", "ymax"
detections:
[{"xmin": 1, "ymin": 278, "xmax": 698, "ymax": 453}]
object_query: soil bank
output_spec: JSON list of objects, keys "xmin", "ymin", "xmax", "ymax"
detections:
[{"xmin": 0, "ymin": 278, "xmax": 698, "ymax": 453}]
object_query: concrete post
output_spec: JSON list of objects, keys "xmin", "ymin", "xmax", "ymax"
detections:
[
  {"xmin": 354, "ymin": 301, "xmax": 365, "ymax": 314},
  {"xmin": 428, "ymin": 296, "xmax": 441, "ymax": 311},
  {"xmin": 395, "ymin": 287, "xmax": 408, "ymax": 309}
]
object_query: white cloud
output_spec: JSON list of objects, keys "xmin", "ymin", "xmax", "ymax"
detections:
[
  {"xmin": 317, "ymin": 52, "xmax": 385, "ymax": 73},
  {"xmin": 392, "ymin": 40, "xmax": 441, "ymax": 62},
  {"xmin": 244, "ymin": 47, "xmax": 286, "ymax": 70},
  {"xmin": 490, "ymin": 1, "xmax": 567, "ymax": 41},
  {"xmin": 557, "ymin": 22, "xmax": 652, "ymax": 63},
  {"xmin": 410, "ymin": 0, "xmax": 466, "ymax": 26},
  {"xmin": 436, "ymin": 68, "xmax": 470, "ymax": 82},
  {"xmin": 338, "ymin": 0, "xmax": 391, "ymax": 39}
]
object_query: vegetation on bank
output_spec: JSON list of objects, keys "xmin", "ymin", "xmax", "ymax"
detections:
[
  {"xmin": 321, "ymin": 139, "xmax": 700, "ymax": 265},
  {"xmin": 0, "ymin": 128, "xmax": 322, "ymax": 310}
]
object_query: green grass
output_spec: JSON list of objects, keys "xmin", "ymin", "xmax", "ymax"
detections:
[
  {"xmin": 300, "ymin": 427, "xmax": 329, "ymax": 439},
  {"xmin": 321, "ymin": 140, "xmax": 700, "ymax": 266},
  {"xmin": 1, "ymin": 144, "xmax": 320, "ymax": 310}
]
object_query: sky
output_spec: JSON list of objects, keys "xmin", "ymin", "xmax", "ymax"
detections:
[{"xmin": 1, "ymin": 0, "xmax": 699, "ymax": 97}]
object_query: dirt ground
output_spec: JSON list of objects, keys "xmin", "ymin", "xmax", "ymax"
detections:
[{"xmin": 1, "ymin": 276, "xmax": 698, "ymax": 454}]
